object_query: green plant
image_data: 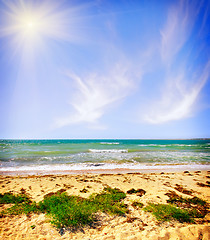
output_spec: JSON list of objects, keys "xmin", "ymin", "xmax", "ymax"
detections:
[
  {"xmin": 131, "ymin": 201, "xmax": 144, "ymax": 209},
  {"xmin": 5, "ymin": 201, "xmax": 39, "ymax": 215},
  {"xmin": 89, "ymin": 187, "xmax": 128, "ymax": 215},
  {"xmin": 39, "ymin": 193, "xmax": 95, "ymax": 228},
  {"xmin": 167, "ymin": 194, "xmax": 207, "ymax": 206},
  {"xmin": 0, "ymin": 192, "xmax": 31, "ymax": 204},
  {"xmin": 1, "ymin": 187, "xmax": 128, "ymax": 230},
  {"xmin": 144, "ymin": 203, "xmax": 193, "ymax": 223},
  {"xmin": 184, "ymin": 197, "xmax": 207, "ymax": 206},
  {"xmin": 166, "ymin": 191, "xmax": 209, "ymax": 218}
]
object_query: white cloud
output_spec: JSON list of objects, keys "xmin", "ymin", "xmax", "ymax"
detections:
[
  {"xmin": 54, "ymin": 62, "xmax": 135, "ymax": 128},
  {"xmin": 142, "ymin": 0, "xmax": 210, "ymax": 125},
  {"xmin": 160, "ymin": 0, "xmax": 193, "ymax": 63},
  {"xmin": 144, "ymin": 61, "xmax": 210, "ymax": 124}
]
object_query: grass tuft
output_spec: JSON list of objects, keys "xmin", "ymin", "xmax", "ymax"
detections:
[
  {"xmin": 166, "ymin": 191, "xmax": 209, "ymax": 219},
  {"xmin": 144, "ymin": 203, "xmax": 193, "ymax": 223},
  {"xmin": 0, "ymin": 192, "xmax": 31, "ymax": 204},
  {"xmin": 166, "ymin": 191, "xmax": 207, "ymax": 206},
  {"xmin": 89, "ymin": 187, "xmax": 128, "ymax": 215},
  {"xmin": 5, "ymin": 201, "xmax": 39, "ymax": 215},
  {"xmin": 1, "ymin": 187, "xmax": 128, "ymax": 230},
  {"xmin": 39, "ymin": 193, "xmax": 95, "ymax": 228}
]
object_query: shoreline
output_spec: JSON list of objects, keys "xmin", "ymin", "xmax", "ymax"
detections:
[{"xmin": 1, "ymin": 164, "xmax": 210, "ymax": 176}]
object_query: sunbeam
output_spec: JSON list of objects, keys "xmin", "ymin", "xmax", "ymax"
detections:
[
  {"xmin": 0, "ymin": 0, "xmax": 92, "ymax": 137},
  {"xmin": 0, "ymin": 0, "xmax": 89, "ymax": 53}
]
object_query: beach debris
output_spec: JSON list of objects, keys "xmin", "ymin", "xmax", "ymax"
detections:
[
  {"xmin": 80, "ymin": 188, "xmax": 88, "ymax": 193},
  {"xmin": 197, "ymin": 182, "xmax": 210, "ymax": 188},
  {"xmin": 125, "ymin": 216, "xmax": 139, "ymax": 223},
  {"xmin": 63, "ymin": 184, "xmax": 73, "ymax": 189},
  {"xmin": 131, "ymin": 201, "xmax": 144, "ymax": 209},
  {"xmin": 127, "ymin": 188, "xmax": 146, "ymax": 196},
  {"xmin": 174, "ymin": 184, "xmax": 193, "ymax": 195},
  {"xmin": 30, "ymin": 225, "xmax": 36, "ymax": 229},
  {"xmin": 59, "ymin": 228, "xmax": 65, "ymax": 235},
  {"xmin": 78, "ymin": 179, "xmax": 89, "ymax": 182},
  {"xmin": 163, "ymin": 182, "xmax": 171, "ymax": 187},
  {"xmin": 20, "ymin": 188, "xmax": 26, "ymax": 194}
]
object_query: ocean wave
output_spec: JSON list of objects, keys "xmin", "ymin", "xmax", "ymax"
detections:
[
  {"xmin": 88, "ymin": 149, "xmax": 128, "ymax": 153},
  {"xmin": 138, "ymin": 144, "xmax": 167, "ymax": 147},
  {"xmin": 100, "ymin": 142, "xmax": 119, "ymax": 145},
  {"xmin": 137, "ymin": 144, "xmax": 204, "ymax": 147}
]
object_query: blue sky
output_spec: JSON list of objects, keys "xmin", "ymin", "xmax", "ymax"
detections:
[{"xmin": 0, "ymin": 0, "xmax": 209, "ymax": 139}]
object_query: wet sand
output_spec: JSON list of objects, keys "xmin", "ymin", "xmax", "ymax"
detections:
[{"xmin": 0, "ymin": 170, "xmax": 210, "ymax": 239}]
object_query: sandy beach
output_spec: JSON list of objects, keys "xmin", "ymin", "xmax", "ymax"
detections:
[{"xmin": 0, "ymin": 170, "xmax": 210, "ymax": 240}]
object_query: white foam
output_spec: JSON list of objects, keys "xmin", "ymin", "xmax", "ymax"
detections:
[
  {"xmin": 0, "ymin": 163, "xmax": 209, "ymax": 173},
  {"xmin": 89, "ymin": 149, "xmax": 128, "ymax": 153},
  {"xmin": 100, "ymin": 142, "xmax": 120, "ymax": 145},
  {"xmin": 138, "ymin": 144, "xmax": 164, "ymax": 147}
]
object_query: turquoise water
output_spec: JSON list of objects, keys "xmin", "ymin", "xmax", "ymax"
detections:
[{"xmin": 0, "ymin": 139, "xmax": 210, "ymax": 173}]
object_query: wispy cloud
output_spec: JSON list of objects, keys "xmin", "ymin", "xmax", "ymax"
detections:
[
  {"xmin": 54, "ymin": 62, "xmax": 135, "ymax": 128},
  {"xmin": 144, "ymin": 61, "xmax": 210, "ymax": 124},
  {"xmin": 160, "ymin": 0, "xmax": 194, "ymax": 63},
  {"xmin": 143, "ymin": 0, "xmax": 209, "ymax": 125}
]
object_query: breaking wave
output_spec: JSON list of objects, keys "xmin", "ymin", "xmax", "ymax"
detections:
[
  {"xmin": 100, "ymin": 142, "xmax": 120, "ymax": 145},
  {"xmin": 88, "ymin": 149, "xmax": 128, "ymax": 153}
]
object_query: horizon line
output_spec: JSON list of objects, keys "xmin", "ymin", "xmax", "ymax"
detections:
[{"xmin": 1, "ymin": 138, "xmax": 210, "ymax": 140}]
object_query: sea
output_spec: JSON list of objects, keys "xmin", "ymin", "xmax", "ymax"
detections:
[{"xmin": 0, "ymin": 139, "xmax": 210, "ymax": 175}]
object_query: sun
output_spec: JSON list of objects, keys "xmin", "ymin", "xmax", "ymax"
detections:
[
  {"xmin": 1, "ymin": 3, "xmax": 49, "ymax": 47},
  {"xmin": 27, "ymin": 22, "xmax": 33, "ymax": 28},
  {"xmin": 19, "ymin": 13, "xmax": 43, "ymax": 37},
  {"xmin": 0, "ymin": 0, "xmax": 85, "ymax": 51},
  {"xmin": 25, "ymin": 20, "xmax": 37, "ymax": 30}
]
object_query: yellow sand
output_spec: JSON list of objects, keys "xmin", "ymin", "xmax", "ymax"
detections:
[{"xmin": 0, "ymin": 170, "xmax": 210, "ymax": 240}]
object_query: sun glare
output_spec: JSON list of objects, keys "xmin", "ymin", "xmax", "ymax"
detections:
[
  {"xmin": 20, "ymin": 15, "xmax": 42, "ymax": 35},
  {"xmin": 17, "ymin": 14, "xmax": 40, "ymax": 36},
  {"xmin": 2, "ymin": 6, "xmax": 47, "ymax": 46},
  {"xmin": 0, "ymin": 0, "xmax": 83, "ymax": 51},
  {"xmin": 26, "ymin": 21, "xmax": 35, "ymax": 29}
]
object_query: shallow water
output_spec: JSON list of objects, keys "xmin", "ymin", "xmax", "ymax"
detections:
[{"xmin": 0, "ymin": 139, "xmax": 210, "ymax": 173}]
